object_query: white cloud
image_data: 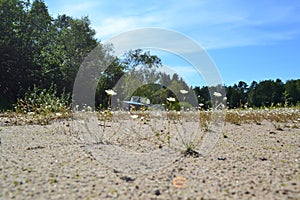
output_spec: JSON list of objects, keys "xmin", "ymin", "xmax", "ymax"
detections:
[
  {"xmin": 63, "ymin": 2, "xmax": 96, "ymax": 15},
  {"xmin": 48, "ymin": 0, "xmax": 300, "ymax": 49},
  {"xmin": 95, "ymin": 16, "xmax": 157, "ymax": 39},
  {"xmin": 47, "ymin": 0, "xmax": 102, "ymax": 17}
]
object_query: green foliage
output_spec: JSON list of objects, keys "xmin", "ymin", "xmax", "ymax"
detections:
[
  {"xmin": 122, "ymin": 49, "xmax": 162, "ymax": 69},
  {"xmin": 179, "ymin": 102, "xmax": 193, "ymax": 110},
  {"xmin": 193, "ymin": 86, "xmax": 212, "ymax": 109},
  {"xmin": 0, "ymin": 0, "xmax": 300, "ymax": 112},
  {"xmin": 225, "ymin": 107, "xmax": 300, "ymax": 125},
  {"xmin": 193, "ymin": 79, "xmax": 300, "ymax": 110},
  {"xmin": 248, "ymin": 79, "xmax": 284, "ymax": 107},
  {"xmin": 0, "ymin": 0, "xmax": 98, "ymax": 110},
  {"xmin": 284, "ymin": 80, "xmax": 300, "ymax": 105},
  {"xmin": 96, "ymin": 59, "xmax": 127, "ymax": 108},
  {"xmin": 226, "ymin": 81, "xmax": 248, "ymax": 108},
  {"xmin": 223, "ymin": 79, "xmax": 296, "ymax": 109},
  {"xmin": 15, "ymin": 84, "xmax": 70, "ymax": 115}
]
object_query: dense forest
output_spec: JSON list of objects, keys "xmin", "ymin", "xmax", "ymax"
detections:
[
  {"xmin": 195, "ymin": 79, "xmax": 300, "ymax": 109},
  {"xmin": 1, "ymin": 0, "xmax": 299, "ymax": 111}
]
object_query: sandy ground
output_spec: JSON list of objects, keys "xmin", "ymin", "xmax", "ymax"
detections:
[{"xmin": 0, "ymin": 113, "xmax": 299, "ymax": 199}]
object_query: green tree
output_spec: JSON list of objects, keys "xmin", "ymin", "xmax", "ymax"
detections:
[
  {"xmin": 95, "ymin": 58, "xmax": 126, "ymax": 108},
  {"xmin": 248, "ymin": 81, "xmax": 258, "ymax": 107},
  {"xmin": 0, "ymin": 0, "xmax": 29, "ymax": 107},
  {"xmin": 284, "ymin": 79, "xmax": 300, "ymax": 105},
  {"xmin": 54, "ymin": 15, "xmax": 98, "ymax": 93},
  {"xmin": 248, "ymin": 79, "xmax": 283, "ymax": 107},
  {"xmin": 272, "ymin": 79, "xmax": 284, "ymax": 106},
  {"xmin": 111, "ymin": 49, "xmax": 162, "ymax": 103},
  {"xmin": 25, "ymin": 0, "xmax": 54, "ymax": 87},
  {"xmin": 193, "ymin": 86, "xmax": 211, "ymax": 109},
  {"xmin": 226, "ymin": 81, "xmax": 248, "ymax": 108},
  {"xmin": 0, "ymin": 0, "xmax": 99, "ymax": 109}
]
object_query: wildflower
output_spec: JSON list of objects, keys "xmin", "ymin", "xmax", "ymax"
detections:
[
  {"xmin": 180, "ymin": 89, "xmax": 188, "ymax": 94},
  {"xmin": 167, "ymin": 97, "xmax": 176, "ymax": 102},
  {"xmin": 86, "ymin": 106, "xmax": 92, "ymax": 112},
  {"xmin": 213, "ymin": 92, "xmax": 222, "ymax": 97},
  {"xmin": 130, "ymin": 114, "xmax": 138, "ymax": 119},
  {"xmin": 199, "ymin": 103, "xmax": 204, "ymax": 107},
  {"xmin": 105, "ymin": 89, "xmax": 117, "ymax": 96},
  {"xmin": 55, "ymin": 112, "xmax": 62, "ymax": 117}
]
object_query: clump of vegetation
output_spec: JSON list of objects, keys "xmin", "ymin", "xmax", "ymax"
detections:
[
  {"xmin": 225, "ymin": 107, "xmax": 300, "ymax": 125},
  {"xmin": 199, "ymin": 111, "xmax": 210, "ymax": 132},
  {"xmin": 15, "ymin": 84, "xmax": 71, "ymax": 117},
  {"xmin": 183, "ymin": 143, "xmax": 201, "ymax": 157}
]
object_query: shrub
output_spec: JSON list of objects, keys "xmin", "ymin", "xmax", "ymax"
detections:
[{"xmin": 15, "ymin": 84, "xmax": 71, "ymax": 115}]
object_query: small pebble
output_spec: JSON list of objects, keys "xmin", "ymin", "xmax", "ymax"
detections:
[
  {"xmin": 259, "ymin": 157, "xmax": 268, "ymax": 161},
  {"xmin": 120, "ymin": 176, "xmax": 135, "ymax": 182},
  {"xmin": 154, "ymin": 189, "xmax": 161, "ymax": 196}
]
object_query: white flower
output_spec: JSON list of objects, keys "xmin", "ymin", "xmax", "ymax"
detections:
[
  {"xmin": 55, "ymin": 112, "xmax": 62, "ymax": 117},
  {"xmin": 167, "ymin": 97, "xmax": 176, "ymax": 102},
  {"xmin": 213, "ymin": 92, "xmax": 222, "ymax": 97},
  {"xmin": 105, "ymin": 89, "xmax": 117, "ymax": 96},
  {"xmin": 199, "ymin": 103, "xmax": 204, "ymax": 107},
  {"xmin": 180, "ymin": 89, "xmax": 188, "ymax": 94},
  {"xmin": 86, "ymin": 106, "xmax": 92, "ymax": 111},
  {"xmin": 130, "ymin": 114, "xmax": 138, "ymax": 119},
  {"xmin": 27, "ymin": 112, "xmax": 35, "ymax": 116}
]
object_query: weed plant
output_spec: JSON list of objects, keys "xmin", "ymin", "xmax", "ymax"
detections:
[
  {"xmin": 15, "ymin": 84, "xmax": 70, "ymax": 115},
  {"xmin": 14, "ymin": 84, "xmax": 71, "ymax": 124}
]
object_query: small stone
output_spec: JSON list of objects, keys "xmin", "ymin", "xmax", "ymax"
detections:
[
  {"xmin": 120, "ymin": 176, "xmax": 135, "ymax": 182},
  {"xmin": 259, "ymin": 157, "xmax": 268, "ymax": 161},
  {"xmin": 154, "ymin": 189, "xmax": 161, "ymax": 196}
]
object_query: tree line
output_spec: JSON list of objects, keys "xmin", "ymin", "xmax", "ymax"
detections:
[
  {"xmin": 1, "ymin": 0, "xmax": 299, "ymax": 111},
  {"xmin": 194, "ymin": 79, "xmax": 300, "ymax": 109}
]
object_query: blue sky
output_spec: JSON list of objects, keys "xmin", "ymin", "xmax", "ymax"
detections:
[{"xmin": 46, "ymin": 0, "xmax": 300, "ymax": 87}]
